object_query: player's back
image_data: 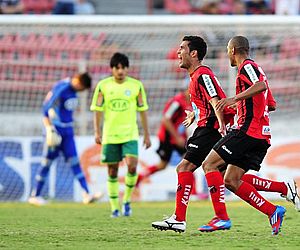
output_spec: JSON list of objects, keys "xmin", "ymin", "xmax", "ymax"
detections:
[
  {"xmin": 43, "ymin": 79, "xmax": 78, "ymax": 133},
  {"xmin": 157, "ymin": 92, "xmax": 191, "ymax": 143},
  {"xmin": 236, "ymin": 59, "xmax": 271, "ymax": 142}
]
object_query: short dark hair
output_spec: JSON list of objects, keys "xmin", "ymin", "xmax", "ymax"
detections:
[
  {"xmin": 230, "ymin": 36, "xmax": 250, "ymax": 54},
  {"xmin": 182, "ymin": 36, "xmax": 207, "ymax": 60},
  {"xmin": 110, "ymin": 52, "xmax": 129, "ymax": 68},
  {"xmin": 78, "ymin": 72, "xmax": 92, "ymax": 89}
]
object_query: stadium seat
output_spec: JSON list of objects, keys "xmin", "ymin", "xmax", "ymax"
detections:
[
  {"xmin": 164, "ymin": 0, "xmax": 192, "ymax": 14},
  {"xmin": 22, "ymin": 0, "xmax": 55, "ymax": 14}
]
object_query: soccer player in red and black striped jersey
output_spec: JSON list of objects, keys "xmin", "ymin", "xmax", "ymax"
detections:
[
  {"xmin": 152, "ymin": 36, "xmax": 235, "ymax": 233},
  {"xmin": 136, "ymin": 88, "xmax": 192, "ymax": 186},
  {"xmin": 199, "ymin": 36, "xmax": 298, "ymax": 235}
]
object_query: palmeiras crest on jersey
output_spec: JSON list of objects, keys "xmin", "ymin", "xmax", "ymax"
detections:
[{"xmin": 124, "ymin": 89, "xmax": 131, "ymax": 96}]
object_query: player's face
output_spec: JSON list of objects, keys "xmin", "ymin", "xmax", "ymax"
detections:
[
  {"xmin": 177, "ymin": 41, "xmax": 192, "ymax": 69},
  {"xmin": 112, "ymin": 64, "xmax": 128, "ymax": 82},
  {"xmin": 227, "ymin": 41, "xmax": 236, "ymax": 67},
  {"xmin": 72, "ymin": 78, "xmax": 87, "ymax": 92}
]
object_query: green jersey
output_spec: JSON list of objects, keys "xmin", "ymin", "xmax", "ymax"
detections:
[{"xmin": 90, "ymin": 76, "xmax": 149, "ymax": 144}]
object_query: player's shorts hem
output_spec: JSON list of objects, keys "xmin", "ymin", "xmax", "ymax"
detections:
[
  {"xmin": 213, "ymin": 129, "xmax": 269, "ymax": 172},
  {"xmin": 184, "ymin": 127, "xmax": 222, "ymax": 167},
  {"xmin": 100, "ymin": 161, "xmax": 119, "ymax": 164},
  {"xmin": 124, "ymin": 154, "xmax": 138, "ymax": 158}
]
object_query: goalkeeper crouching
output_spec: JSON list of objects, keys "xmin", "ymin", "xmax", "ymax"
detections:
[{"xmin": 29, "ymin": 72, "xmax": 103, "ymax": 206}]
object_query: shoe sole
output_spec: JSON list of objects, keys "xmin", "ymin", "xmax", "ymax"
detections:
[
  {"xmin": 152, "ymin": 224, "xmax": 185, "ymax": 233},
  {"xmin": 198, "ymin": 227, "xmax": 231, "ymax": 232}
]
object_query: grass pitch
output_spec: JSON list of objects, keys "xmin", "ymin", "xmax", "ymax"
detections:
[{"xmin": 0, "ymin": 201, "xmax": 299, "ymax": 250}]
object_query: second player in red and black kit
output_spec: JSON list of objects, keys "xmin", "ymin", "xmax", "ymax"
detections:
[
  {"xmin": 136, "ymin": 88, "xmax": 192, "ymax": 186},
  {"xmin": 199, "ymin": 35, "xmax": 295, "ymax": 235},
  {"xmin": 152, "ymin": 35, "xmax": 299, "ymax": 234}
]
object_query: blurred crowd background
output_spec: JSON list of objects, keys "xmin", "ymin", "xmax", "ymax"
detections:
[
  {"xmin": 0, "ymin": 0, "xmax": 299, "ymax": 16},
  {"xmin": 0, "ymin": 0, "xmax": 299, "ymax": 137}
]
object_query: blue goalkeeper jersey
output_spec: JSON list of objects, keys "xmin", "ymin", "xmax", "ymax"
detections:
[{"xmin": 43, "ymin": 78, "xmax": 78, "ymax": 135}]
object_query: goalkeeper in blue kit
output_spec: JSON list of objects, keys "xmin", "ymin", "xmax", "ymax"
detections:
[{"xmin": 29, "ymin": 72, "xmax": 102, "ymax": 205}]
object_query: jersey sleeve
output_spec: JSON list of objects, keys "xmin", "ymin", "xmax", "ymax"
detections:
[
  {"xmin": 240, "ymin": 63, "xmax": 262, "ymax": 85},
  {"xmin": 197, "ymin": 74, "xmax": 219, "ymax": 101},
  {"xmin": 164, "ymin": 101, "xmax": 180, "ymax": 119},
  {"xmin": 136, "ymin": 82, "xmax": 149, "ymax": 111},
  {"xmin": 90, "ymin": 81, "xmax": 104, "ymax": 112},
  {"xmin": 42, "ymin": 85, "xmax": 61, "ymax": 117}
]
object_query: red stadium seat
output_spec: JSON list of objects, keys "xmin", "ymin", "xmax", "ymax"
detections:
[
  {"xmin": 164, "ymin": 0, "xmax": 192, "ymax": 14},
  {"xmin": 22, "ymin": 0, "xmax": 54, "ymax": 14}
]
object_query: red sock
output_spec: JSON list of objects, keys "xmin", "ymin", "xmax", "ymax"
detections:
[
  {"xmin": 175, "ymin": 172, "xmax": 194, "ymax": 222},
  {"xmin": 205, "ymin": 171, "xmax": 229, "ymax": 220},
  {"xmin": 146, "ymin": 165, "xmax": 160, "ymax": 175},
  {"xmin": 242, "ymin": 174, "xmax": 287, "ymax": 195},
  {"xmin": 138, "ymin": 165, "xmax": 160, "ymax": 183},
  {"xmin": 191, "ymin": 174, "xmax": 197, "ymax": 195},
  {"xmin": 235, "ymin": 181, "xmax": 276, "ymax": 217}
]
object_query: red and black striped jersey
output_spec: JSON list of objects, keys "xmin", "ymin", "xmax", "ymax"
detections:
[
  {"xmin": 157, "ymin": 92, "xmax": 191, "ymax": 144},
  {"xmin": 236, "ymin": 59, "xmax": 273, "ymax": 143},
  {"xmin": 189, "ymin": 66, "xmax": 234, "ymax": 129}
]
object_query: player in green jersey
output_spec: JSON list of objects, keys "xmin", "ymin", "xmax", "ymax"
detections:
[{"xmin": 90, "ymin": 52, "xmax": 151, "ymax": 217}]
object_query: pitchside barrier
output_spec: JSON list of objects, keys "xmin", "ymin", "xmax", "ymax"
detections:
[{"xmin": 0, "ymin": 135, "xmax": 299, "ymax": 202}]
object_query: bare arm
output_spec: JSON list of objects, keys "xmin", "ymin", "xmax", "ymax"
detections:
[
  {"xmin": 162, "ymin": 116, "xmax": 185, "ymax": 148},
  {"xmin": 210, "ymin": 97, "xmax": 226, "ymax": 136},
  {"xmin": 93, "ymin": 112, "xmax": 103, "ymax": 144},
  {"xmin": 216, "ymin": 81, "xmax": 267, "ymax": 111},
  {"xmin": 139, "ymin": 111, "xmax": 151, "ymax": 149}
]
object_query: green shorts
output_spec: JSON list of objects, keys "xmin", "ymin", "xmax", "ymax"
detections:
[{"xmin": 101, "ymin": 140, "xmax": 138, "ymax": 164}]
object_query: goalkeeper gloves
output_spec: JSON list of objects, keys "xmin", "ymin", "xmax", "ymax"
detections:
[{"xmin": 45, "ymin": 125, "xmax": 62, "ymax": 147}]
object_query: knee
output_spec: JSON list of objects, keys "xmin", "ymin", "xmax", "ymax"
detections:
[
  {"xmin": 108, "ymin": 166, "xmax": 119, "ymax": 178},
  {"xmin": 127, "ymin": 168, "xmax": 136, "ymax": 175},
  {"xmin": 127, "ymin": 163, "xmax": 137, "ymax": 175},
  {"xmin": 201, "ymin": 160, "xmax": 209, "ymax": 173},
  {"xmin": 157, "ymin": 161, "xmax": 168, "ymax": 170},
  {"xmin": 201, "ymin": 160, "xmax": 217, "ymax": 174},
  {"xmin": 224, "ymin": 178, "xmax": 238, "ymax": 192},
  {"xmin": 176, "ymin": 160, "xmax": 196, "ymax": 173}
]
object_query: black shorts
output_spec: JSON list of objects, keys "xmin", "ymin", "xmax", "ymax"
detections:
[
  {"xmin": 213, "ymin": 129, "xmax": 270, "ymax": 172},
  {"xmin": 157, "ymin": 140, "xmax": 186, "ymax": 162},
  {"xmin": 184, "ymin": 127, "xmax": 222, "ymax": 167}
]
